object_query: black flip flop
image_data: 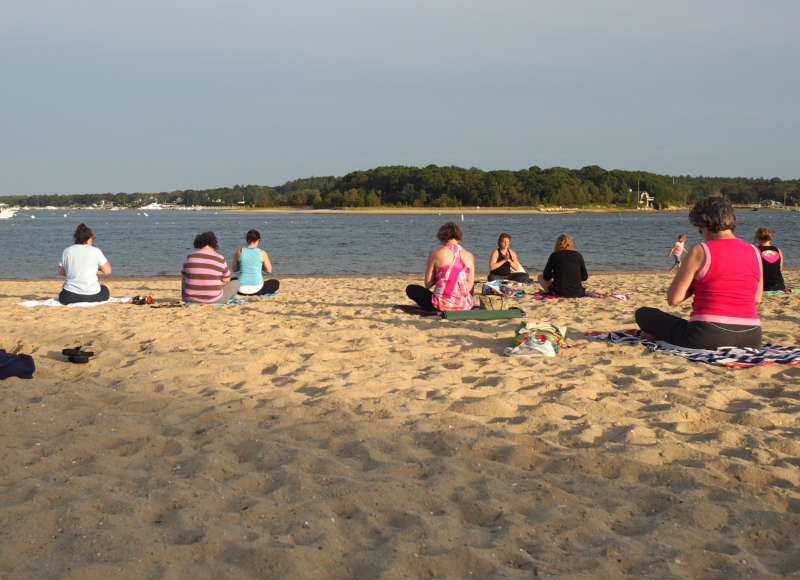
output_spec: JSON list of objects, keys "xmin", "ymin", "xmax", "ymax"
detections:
[
  {"xmin": 62, "ymin": 347, "xmax": 95, "ymax": 357},
  {"xmin": 62, "ymin": 346, "xmax": 95, "ymax": 364}
]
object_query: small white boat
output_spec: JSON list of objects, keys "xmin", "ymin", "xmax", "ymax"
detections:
[
  {"xmin": 140, "ymin": 202, "xmax": 163, "ymax": 210},
  {"xmin": 0, "ymin": 206, "xmax": 19, "ymax": 220}
]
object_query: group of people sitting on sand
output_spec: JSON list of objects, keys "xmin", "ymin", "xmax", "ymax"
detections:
[
  {"xmin": 403, "ymin": 196, "xmax": 787, "ymax": 351},
  {"xmin": 404, "ymin": 226, "xmax": 589, "ymax": 312},
  {"xmin": 57, "ymin": 226, "xmax": 279, "ymax": 306},
  {"xmin": 58, "ymin": 195, "xmax": 786, "ymax": 351}
]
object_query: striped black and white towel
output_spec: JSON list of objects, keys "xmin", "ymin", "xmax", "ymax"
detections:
[{"xmin": 586, "ymin": 329, "xmax": 800, "ymax": 368}]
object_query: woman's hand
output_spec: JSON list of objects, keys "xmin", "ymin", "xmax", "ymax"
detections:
[{"xmin": 489, "ymin": 249, "xmax": 510, "ymax": 271}]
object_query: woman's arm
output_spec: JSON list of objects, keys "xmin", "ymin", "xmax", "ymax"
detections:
[
  {"xmin": 542, "ymin": 256, "xmax": 554, "ymax": 283},
  {"xmin": 488, "ymin": 249, "xmax": 505, "ymax": 271},
  {"xmin": 232, "ymin": 248, "xmax": 242, "ymax": 272},
  {"xmin": 463, "ymin": 250, "xmax": 475, "ymax": 290},
  {"xmin": 779, "ymin": 249, "xmax": 784, "ymax": 271},
  {"xmin": 261, "ymin": 250, "xmax": 272, "ymax": 274},
  {"xmin": 424, "ymin": 251, "xmax": 437, "ymax": 289},
  {"xmin": 507, "ymin": 249, "xmax": 521, "ymax": 270},
  {"xmin": 97, "ymin": 261, "xmax": 112, "ymax": 276},
  {"xmin": 58, "ymin": 265, "xmax": 66, "ymax": 276},
  {"xmin": 580, "ymin": 255, "xmax": 588, "ymax": 281},
  {"xmin": 755, "ymin": 274, "xmax": 763, "ymax": 304},
  {"xmin": 667, "ymin": 243, "xmax": 704, "ymax": 306}
]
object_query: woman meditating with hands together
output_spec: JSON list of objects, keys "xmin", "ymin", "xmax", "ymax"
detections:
[
  {"xmin": 488, "ymin": 233, "xmax": 530, "ymax": 282},
  {"xmin": 406, "ymin": 221, "xmax": 475, "ymax": 311},
  {"xmin": 635, "ymin": 196, "xmax": 762, "ymax": 349}
]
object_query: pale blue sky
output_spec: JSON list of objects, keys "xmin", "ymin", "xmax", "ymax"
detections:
[{"xmin": 2, "ymin": 0, "xmax": 798, "ymax": 195}]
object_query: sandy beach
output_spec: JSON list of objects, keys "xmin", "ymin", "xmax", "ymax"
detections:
[{"xmin": 1, "ymin": 270, "xmax": 799, "ymax": 578}]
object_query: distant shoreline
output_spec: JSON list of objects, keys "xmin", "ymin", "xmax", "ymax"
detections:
[{"xmin": 9, "ymin": 205, "xmax": 799, "ymax": 215}]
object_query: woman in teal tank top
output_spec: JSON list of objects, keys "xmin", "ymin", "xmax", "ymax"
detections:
[{"xmin": 232, "ymin": 229, "xmax": 280, "ymax": 296}]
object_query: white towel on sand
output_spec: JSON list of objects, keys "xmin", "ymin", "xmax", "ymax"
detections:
[{"xmin": 18, "ymin": 295, "xmax": 132, "ymax": 307}]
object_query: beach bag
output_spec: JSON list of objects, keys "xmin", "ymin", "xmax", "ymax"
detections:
[
  {"xmin": 504, "ymin": 322, "xmax": 567, "ymax": 357},
  {"xmin": 479, "ymin": 294, "xmax": 509, "ymax": 310}
]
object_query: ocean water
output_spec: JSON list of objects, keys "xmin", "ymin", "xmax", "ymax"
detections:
[{"xmin": 1, "ymin": 209, "xmax": 797, "ymax": 278}]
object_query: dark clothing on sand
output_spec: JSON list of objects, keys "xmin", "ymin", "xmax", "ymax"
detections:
[{"xmin": 543, "ymin": 250, "xmax": 588, "ymax": 298}]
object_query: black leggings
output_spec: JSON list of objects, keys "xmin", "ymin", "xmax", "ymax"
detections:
[
  {"xmin": 635, "ymin": 307, "xmax": 761, "ymax": 349},
  {"xmin": 487, "ymin": 272, "xmax": 530, "ymax": 283},
  {"xmin": 406, "ymin": 285, "xmax": 436, "ymax": 311},
  {"xmin": 238, "ymin": 279, "xmax": 280, "ymax": 296}
]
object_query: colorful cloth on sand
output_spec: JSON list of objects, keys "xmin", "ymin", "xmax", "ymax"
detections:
[
  {"xmin": 763, "ymin": 289, "xmax": 795, "ymax": 295},
  {"xmin": 18, "ymin": 296, "xmax": 132, "ymax": 307},
  {"xmin": 531, "ymin": 291, "xmax": 628, "ymax": 301},
  {"xmin": 482, "ymin": 281, "xmax": 525, "ymax": 298},
  {"xmin": 586, "ymin": 329, "xmax": 800, "ymax": 368},
  {"xmin": 505, "ymin": 322, "xmax": 567, "ymax": 357}
]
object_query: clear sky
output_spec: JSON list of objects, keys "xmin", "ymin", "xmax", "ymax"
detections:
[{"xmin": 2, "ymin": 0, "xmax": 798, "ymax": 195}]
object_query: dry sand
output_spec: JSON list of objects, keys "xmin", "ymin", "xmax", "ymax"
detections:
[{"xmin": 1, "ymin": 271, "xmax": 799, "ymax": 579}]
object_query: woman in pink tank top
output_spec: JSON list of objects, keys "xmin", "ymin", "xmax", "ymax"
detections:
[
  {"xmin": 635, "ymin": 196, "xmax": 763, "ymax": 349},
  {"xmin": 406, "ymin": 222, "xmax": 475, "ymax": 311}
]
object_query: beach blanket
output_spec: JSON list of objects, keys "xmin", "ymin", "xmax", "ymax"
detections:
[
  {"xmin": 18, "ymin": 295, "xmax": 132, "ymax": 307},
  {"xmin": 587, "ymin": 329, "xmax": 800, "ymax": 368},
  {"xmin": 442, "ymin": 308, "xmax": 524, "ymax": 321},
  {"xmin": 764, "ymin": 289, "xmax": 796, "ymax": 295},
  {"xmin": 531, "ymin": 291, "xmax": 629, "ymax": 301}
]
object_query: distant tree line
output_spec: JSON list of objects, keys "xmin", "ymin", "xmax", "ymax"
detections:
[{"xmin": 2, "ymin": 165, "xmax": 798, "ymax": 209}]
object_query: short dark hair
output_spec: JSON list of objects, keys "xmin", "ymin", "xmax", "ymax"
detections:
[
  {"xmin": 754, "ymin": 226, "xmax": 773, "ymax": 244},
  {"xmin": 497, "ymin": 232, "xmax": 511, "ymax": 246},
  {"xmin": 194, "ymin": 231, "xmax": 218, "ymax": 249},
  {"xmin": 245, "ymin": 229, "xmax": 261, "ymax": 244},
  {"xmin": 689, "ymin": 196, "xmax": 737, "ymax": 233},
  {"xmin": 73, "ymin": 223, "xmax": 94, "ymax": 244},
  {"xmin": 437, "ymin": 222, "xmax": 463, "ymax": 243}
]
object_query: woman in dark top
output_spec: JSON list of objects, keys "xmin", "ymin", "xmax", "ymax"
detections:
[
  {"xmin": 488, "ymin": 233, "xmax": 530, "ymax": 282},
  {"xmin": 537, "ymin": 233, "xmax": 588, "ymax": 297},
  {"xmin": 754, "ymin": 226, "xmax": 786, "ymax": 291}
]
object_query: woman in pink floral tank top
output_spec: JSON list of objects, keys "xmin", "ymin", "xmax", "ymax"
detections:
[{"xmin": 406, "ymin": 222, "xmax": 475, "ymax": 311}]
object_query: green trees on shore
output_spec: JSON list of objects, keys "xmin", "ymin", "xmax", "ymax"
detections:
[{"xmin": 2, "ymin": 165, "xmax": 798, "ymax": 209}]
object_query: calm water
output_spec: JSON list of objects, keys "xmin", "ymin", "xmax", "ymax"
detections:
[{"xmin": 1, "ymin": 209, "xmax": 797, "ymax": 278}]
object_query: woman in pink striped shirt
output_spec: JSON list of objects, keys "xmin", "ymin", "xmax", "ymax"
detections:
[{"xmin": 181, "ymin": 231, "xmax": 240, "ymax": 304}]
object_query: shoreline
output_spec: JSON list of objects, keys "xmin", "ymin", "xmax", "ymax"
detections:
[{"xmin": 4, "ymin": 266, "xmax": 798, "ymax": 283}]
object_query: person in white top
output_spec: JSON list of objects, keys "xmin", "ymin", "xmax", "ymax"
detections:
[{"xmin": 58, "ymin": 223, "xmax": 115, "ymax": 304}]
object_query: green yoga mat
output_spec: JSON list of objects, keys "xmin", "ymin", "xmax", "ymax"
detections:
[{"xmin": 442, "ymin": 308, "xmax": 524, "ymax": 321}]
